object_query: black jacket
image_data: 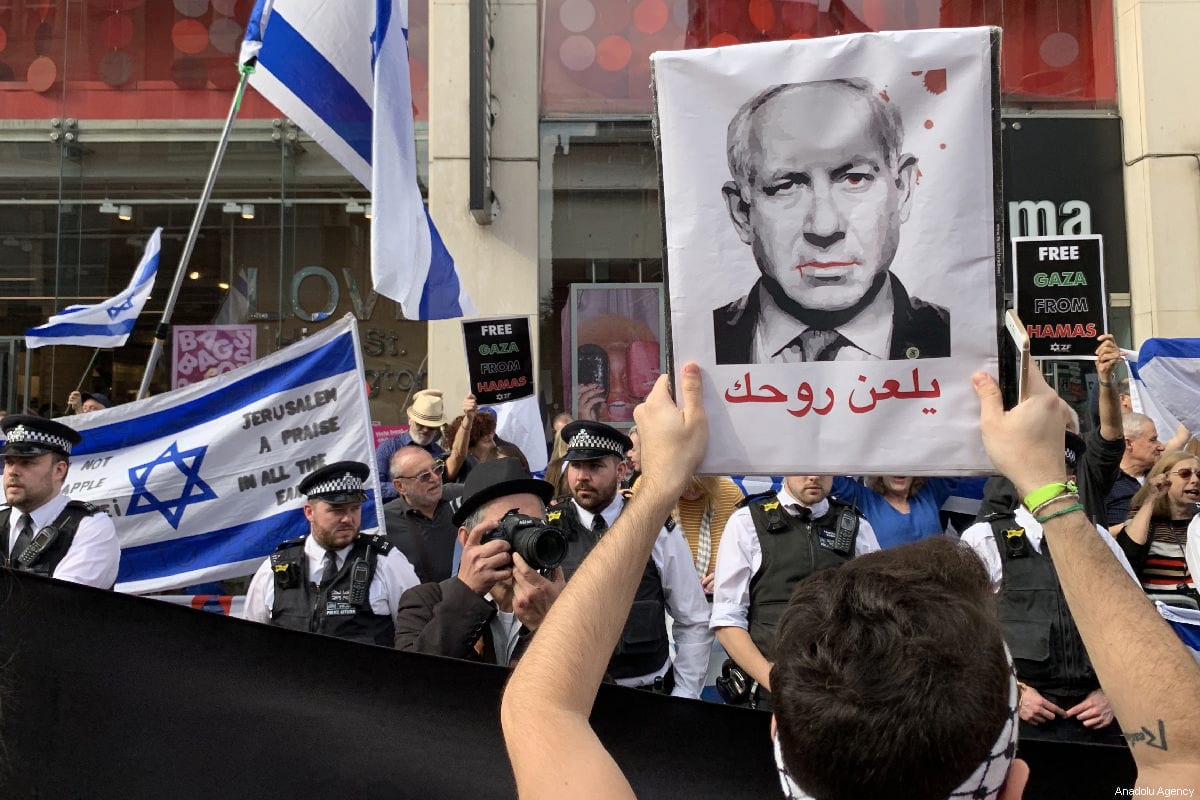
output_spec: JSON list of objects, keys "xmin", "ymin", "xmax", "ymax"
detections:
[{"xmin": 712, "ymin": 273, "xmax": 950, "ymax": 364}]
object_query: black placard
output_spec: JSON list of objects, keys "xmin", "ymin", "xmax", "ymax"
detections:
[
  {"xmin": 1012, "ymin": 235, "xmax": 1107, "ymax": 359},
  {"xmin": 462, "ymin": 316, "xmax": 534, "ymax": 404}
]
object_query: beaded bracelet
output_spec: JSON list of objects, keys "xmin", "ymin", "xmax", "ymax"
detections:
[
  {"xmin": 1029, "ymin": 492, "xmax": 1081, "ymax": 519},
  {"xmin": 1035, "ymin": 503, "xmax": 1084, "ymax": 524}
]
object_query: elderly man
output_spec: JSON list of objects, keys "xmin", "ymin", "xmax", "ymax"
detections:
[
  {"xmin": 383, "ymin": 445, "xmax": 462, "ymax": 583},
  {"xmin": 550, "ymin": 420, "xmax": 713, "ymax": 698},
  {"xmin": 711, "ymin": 474, "xmax": 878, "ymax": 708},
  {"xmin": 0, "ymin": 415, "xmax": 119, "ymax": 588},
  {"xmin": 713, "ymin": 77, "xmax": 949, "ymax": 364},
  {"xmin": 66, "ymin": 391, "xmax": 112, "ymax": 414},
  {"xmin": 375, "ymin": 390, "xmax": 474, "ymax": 502},
  {"xmin": 242, "ymin": 461, "xmax": 418, "ymax": 645},
  {"xmin": 1103, "ymin": 411, "xmax": 1166, "ymax": 529},
  {"xmin": 394, "ymin": 458, "xmax": 563, "ymax": 664}
]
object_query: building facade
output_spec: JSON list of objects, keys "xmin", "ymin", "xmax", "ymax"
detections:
[{"xmin": 0, "ymin": 0, "xmax": 1194, "ymax": 428}]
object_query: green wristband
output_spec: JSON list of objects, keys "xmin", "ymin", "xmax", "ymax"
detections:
[
  {"xmin": 1023, "ymin": 480, "xmax": 1077, "ymax": 513},
  {"xmin": 1035, "ymin": 503, "xmax": 1084, "ymax": 524}
]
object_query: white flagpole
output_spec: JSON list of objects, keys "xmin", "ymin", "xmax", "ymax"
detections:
[{"xmin": 136, "ymin": 64, "xmax": 255, "ymax": 399}]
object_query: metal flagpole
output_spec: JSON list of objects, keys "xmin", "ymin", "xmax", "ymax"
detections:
[
  {"xmin": 136, "ymin": 63, "xmax": 255, "ymax": 399},
  {"xmin": 75, "ymin": 348, "xmax": 101, "ymax": 392}
]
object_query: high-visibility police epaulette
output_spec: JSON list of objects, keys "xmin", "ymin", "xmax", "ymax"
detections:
[{"xmin": 736, "ymin": 490, "xmax": 776, "ymax": 509}]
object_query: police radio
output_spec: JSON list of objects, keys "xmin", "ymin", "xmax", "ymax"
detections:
[
  {"xmin": 817, "ymin": 508, "xmax": 858, "ymax": 557},
  {"xmin": 16, "ymin": 524, "xmax": 60, "ymax": 568},
  {"xmin": 348, "ymin": 559, "xmax": 370, "ymax": 606}
]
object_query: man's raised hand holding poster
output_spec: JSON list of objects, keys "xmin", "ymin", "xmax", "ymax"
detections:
[{"xmin": 652, "ymin": 28, "xmax": 1002, "ymax": 476}]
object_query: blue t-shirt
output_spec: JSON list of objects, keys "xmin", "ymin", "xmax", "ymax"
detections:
[{"xmin": 830, "ymin": 476, "xmax": 959, "ymax": 549}]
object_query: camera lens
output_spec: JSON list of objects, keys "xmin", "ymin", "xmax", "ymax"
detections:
[{"xmin": 525, "ymin": 528, "xmax": 567, "ymax": 570}]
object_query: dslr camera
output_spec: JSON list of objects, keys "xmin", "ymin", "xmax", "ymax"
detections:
[{"xmin": 483, "ymin": 509, "xmax": 568, "ymax": 571}]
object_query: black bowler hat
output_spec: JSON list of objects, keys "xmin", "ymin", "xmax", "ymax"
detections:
[
  {"xmin": 299, "ymin": 461, "xmax": 370, "ymax": 504},
  {"xmin": 452, "ymin": 458, "xmax": 554, "ymax": 526},
  {"xmin": 0, "ymin": 414, "xmax": 82, "ymax": 457},
  {"xmin": 560, "ymin": 420, "xmax": 633, "ymax": 462}
]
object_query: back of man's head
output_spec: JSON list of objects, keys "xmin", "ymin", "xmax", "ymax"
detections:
[{"xmin": 772, "ymin": 537, "xmax": 1011, "ymax": 800}]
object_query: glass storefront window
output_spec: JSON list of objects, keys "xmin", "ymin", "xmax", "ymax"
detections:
[
  {"xmin": 538, "ymin": 122, "xmax": 663, "ymax": 418},
  {"xmin": 0, "ymin": 0, "xmax": 433, "ymax": 424},
  {"xmin": 542, "ymin": 0, "xmax": 1117, "ymax": 114}
]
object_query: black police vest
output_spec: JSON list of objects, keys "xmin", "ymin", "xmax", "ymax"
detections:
[
  {"xmin": 989, "ymin": 514, "xmax": 1097, "ymax": 697},
  {"xmin": 268, "ymin": 533, "xmax": 395, "ymax": 647},
  {"xmin": 547, "ymin": 500, "xmax": 670, "ymax": 681},
  {"xmin": 747, "ymin": 496, "xmax": 858, "ymax": 659},
  {"xmin": 0, "ymin": 501, "xmax": 101, "ymax": 581}
]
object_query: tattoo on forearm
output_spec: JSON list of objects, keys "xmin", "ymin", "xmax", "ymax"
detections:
[{"xmin": 1122, "ymin": 720, "xmax": 1168, "ymax": 750}]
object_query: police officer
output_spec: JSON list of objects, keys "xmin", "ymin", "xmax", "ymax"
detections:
[
  {"xmin": 711, "ymin": 475, "xmax": 879, "ymax": 708},
  {"xmin": 242, "ymin": 461, "xmax": 419, "ymax": 646},
  {"xmin": 549, "ymin": 420, "xmax": 713, "ymax": 698},
  {"xmin": 961, "ymin": 434, "xmax": 1128, "ymax": 740},
  {"xmin": 1, "ymin": 415, "xmax": 119, "ymax": 588}
]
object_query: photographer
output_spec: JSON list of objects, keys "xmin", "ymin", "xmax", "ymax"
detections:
[{"xmin": 393, "ymin": 459, "xmax": 564, "ymax": 664}]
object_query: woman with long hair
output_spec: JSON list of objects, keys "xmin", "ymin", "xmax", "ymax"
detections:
[{"xmin": 1115, "ymin": 451, "xmax": 1200, "ymax": 605}]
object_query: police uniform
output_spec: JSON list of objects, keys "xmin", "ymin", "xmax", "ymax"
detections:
[
  {"xmin": 242, "ymin": 461, "xmax": 419, "ymax": 646},
  {"xmin": 0, "ymin": 415, "xmax": 119, "ymax": 588},
  {"xmin": 711, "ymin": 483, "xmax": 879, "ymax": 701},
  {"xmin": 553, "ymin": 421, "xmax": 713, "ymax": 698},
  {"xmin": 961, "ymin": 506, "xmax": 1137, "ymax": 735}
]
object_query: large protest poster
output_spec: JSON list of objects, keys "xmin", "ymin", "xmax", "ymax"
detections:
[
  {"xmin": 171, "ymin": 324, "xmax": 257, "ymax": 389},
  {"xmin": 462, "ymin": 316, "xmax": 535, "ymax": 404},
  {"xmin": 653, "ymin": 28, "xmax": 1002, "ymax": 475},
  {"xmin": 61, "ymin": 315, "xmax": 380, "ymax": 593},
  {"xmin": 1012, "ymin": 235, "xmax": 1107, "ymax": 359},
  {"xmin": 566, "ymin": 283, "xmax": 665, "ymax": 428}
]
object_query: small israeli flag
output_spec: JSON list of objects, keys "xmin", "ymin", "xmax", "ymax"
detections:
[{"xmin": 26, "ymin": 228, "xmax": 162, "ymax": 349}]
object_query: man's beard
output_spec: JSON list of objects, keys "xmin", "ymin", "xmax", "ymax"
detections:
[
  {"xmin": 573, "ymin": 480, "xmax": 618, "ymax": 513},
  {"xmin": 409, "ymin": 426, "xmax": 437, "ymax": 446}
]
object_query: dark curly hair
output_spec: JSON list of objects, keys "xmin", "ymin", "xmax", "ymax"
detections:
[{"xmin": 771, "ymin": 537, "xmax": 1010, "ymax": 800}]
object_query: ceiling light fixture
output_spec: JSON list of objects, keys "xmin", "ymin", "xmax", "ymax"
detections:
[
  {"xmin": 345, "ymin": 201, "xmax": 365, "ymax": 214},
  {"xmin": 241, "ymin": 203, "xmax": 255, "ymax": 220},
  {"xmin": 99, "ymin": 201, "xmax": 118, "ymax": 214},
  {"xmin": 363, "ymin": 203, "xmax": 373, "ymax": 220},
  {"xmin": 222, "ymin": 201, "xmax": 241, "ymax": 214},
  {"xmin": 118, "ymin": 205, "xmax": 133, "ymax": 221}
]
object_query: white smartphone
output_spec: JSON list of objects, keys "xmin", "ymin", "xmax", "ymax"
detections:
[{"xmin": 1004, "ymin": 309, "xmax": 1031, "ymax": 403}]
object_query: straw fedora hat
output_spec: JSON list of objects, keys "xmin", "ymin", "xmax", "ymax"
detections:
[{"xmin": 407, "ymin": 389, "xmax": 447, "ymax": 427}]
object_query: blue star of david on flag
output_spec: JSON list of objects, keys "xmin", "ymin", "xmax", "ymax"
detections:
[
  {"xmin": 127, "ymin": 441, "xmax": 219, "ymax": 529},
  {"xmin": 106, "ymin": 296, "xmax": 135, "ymax": 319}
]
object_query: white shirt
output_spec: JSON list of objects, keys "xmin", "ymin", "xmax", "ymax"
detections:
[
  {"xmin": 711, "ymin": 485, "xmax": 881, "ymax": 630},
  {"xmin": 752, "ymin": 279, "xmax": 895, "ymax": 363},
  {"xmin": 3, "ymin": 493, "xmax": 120, "ymax": 589},
  {"xmin": 570, "ymin": 494, "xmax": 714, "ymax": 699},
  {"xmin": 960, "ymin": 506, "xmax": 1139, "ymax": 591},
  {"xmin": 242, "ymin": 533, "xmax": 420, "ymax": 624},
  {"xmin": 489, "ymin": 607, "xmax": 523, "ymax": 668}
]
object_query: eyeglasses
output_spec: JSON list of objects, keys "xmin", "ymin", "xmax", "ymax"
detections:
[
  {"xmin": 1169, "ymin": 468, "xmax": 1197, "ymax": 481},
  {"xmin": 396, "ymin": 463, "xmax": 445, "ymax": 483}
]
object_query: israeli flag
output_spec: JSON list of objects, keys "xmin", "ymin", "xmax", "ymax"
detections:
[
  {"xmin": 26, "ymin": 228, "xmax": 162, "ymax": 349},
  {"xmin": 1157, "ymin": 603, "xmax": 1200, "ymax": 667},
  {"xmin": 1131, "ymin": 339, "xmax": 1200, "ymax": 438},
  {"xmin": 240, "ymin": 0, "xmax": 474, "ymax": 321},
  {"xmin": 62, "ymin": 315, "xmax": 383, "ymax": 594}
]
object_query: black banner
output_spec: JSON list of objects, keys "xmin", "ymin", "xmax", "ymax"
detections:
[
  {"xmin": 462, "ymin": 316, "xmax": 534, "ymax": 405},
  {"xmin": 0, "ymin": 571, "xmax": 1133, "ymax": 799},
  {"xmin": 1013, "ymin": 236, "xmax": 1107, "ymax": 359}
]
